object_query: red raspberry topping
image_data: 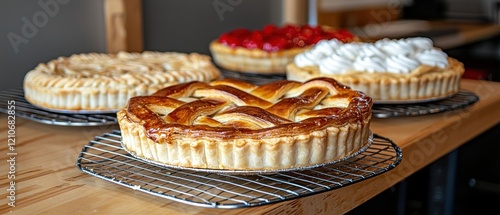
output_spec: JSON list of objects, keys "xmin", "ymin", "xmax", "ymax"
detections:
[
  {"xmin": 217, "ymin": 24, "xmax": 354, "ymax": 52},
  {"xmin": 262, "ymin": 36, "xmax": 289, "ymax": 52},
  {"xmin": 219, "ymin": 33, "xmax": 240, "ymax": 48}
]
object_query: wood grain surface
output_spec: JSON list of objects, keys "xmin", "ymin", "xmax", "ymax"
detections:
[{"xmin": 1, "ymin": 79, "xmax": 500, "ymax": 214}]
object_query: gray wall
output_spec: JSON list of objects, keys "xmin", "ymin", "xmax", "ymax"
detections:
[
  {"xmin": 2, "ymin": 0, "xmax": 495, "ymax": 91},
  {"xmin": 143, "ymin": 0, "xmax": 283, "ymax": 54},
  {"xmin": 0, "ymin": 0, "xmax": 107, "ymax": 91},
  {"xmin": 0, "ymin": 0, "xmax": 283, "ymax": 91},
  {"xmin": 444, "ymin": 0, "xmax": 491, "ymax": 18}
]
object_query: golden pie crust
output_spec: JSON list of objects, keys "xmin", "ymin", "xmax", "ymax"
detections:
[
  {"xmin": 209, "ymin": 40, "xmax": 307, "ymax": 75},
  {"xmin": 287, "ymin": 57, "xmax": 464, "ymax": 102},
  {"xmin": 117, "ymin": 77, "xmax": 373, "ymax": 171},
  {"xmin": 23, "ymin": 51, "xmax": 221, "ymax": 112},
  {"xmin": 209, "ymin": 26, "xmax": 359, "ymax": 75}
]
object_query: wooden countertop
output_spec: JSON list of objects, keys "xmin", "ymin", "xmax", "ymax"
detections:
[{"xmin": 1, "ymin": 79, "xmax": 500, "ymax": 214}]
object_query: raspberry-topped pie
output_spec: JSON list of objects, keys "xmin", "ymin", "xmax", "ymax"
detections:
[
  {"xmin": 117, "ymin": 77, "xmax": 373, "ymax": 171},
  {"xmin": 209, "ymin": 24, "xmax": 357, "ymax": 75},
  {"xmin": 23, "ymin": 51, "xmax": 221, "ymax": 112}
]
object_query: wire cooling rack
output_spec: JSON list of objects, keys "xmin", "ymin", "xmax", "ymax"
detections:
[
  {"xmin": 76, "ymin": 130, "xmax": 402, "ymax": 208},
  {"xmin": 0, "ymin": 88, "xmax": 118, "ymax": 126},
  {"xmin": 372, "ymin": 90, "xmax": 479, "ymax": 118}
]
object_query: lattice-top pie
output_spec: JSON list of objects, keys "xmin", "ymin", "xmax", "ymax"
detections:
[
  {"xmin": 117, "ymin": 77, "xmax": 373, "ymax": 171},
  {"xmin": 23, "ymin": 51, "xmax": 221, "ymax": 112}
]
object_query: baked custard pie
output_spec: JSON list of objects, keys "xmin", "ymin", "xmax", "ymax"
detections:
[
  {"xmin": 23, "ymin": 51, "xmax": 221, "ymax": 112},
  {"xmin": 286, "ymin": 37, "xmax": 464, "ymax": 102},
  {"xmin": 117, "ymin": 77, "xmax": 373, "ymax": 171},
  {"xmin": 209, "ymin": 24, "xmax": 357, "ymax": 75}
]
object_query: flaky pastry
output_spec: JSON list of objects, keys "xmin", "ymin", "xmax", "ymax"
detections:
[
  {"xmin": 23, "ymin": 51, "xmax": 221, "ymax": 112},
  {"xmin": 286, "ymin": 38, "xmax": 465, "ymax": 102},
  {"xmin": 287, "ymin": 57, "xmax": 464, "ymax": 102},
  {"xmin": 117, "ymin": 77, "xmax": 373, "ymax": 171}
]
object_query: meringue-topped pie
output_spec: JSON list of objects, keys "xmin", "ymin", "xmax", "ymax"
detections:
[
  {"xmin": 286, "ymin": 37, "xmax": 464, "ymax": 102},
  {"xmin": 117, "ymin": 77, "xmax": 373, "ymax": 171},
  {"xmin": 23, "ymin": 51, "xmax": 221, "ymax": 112}
]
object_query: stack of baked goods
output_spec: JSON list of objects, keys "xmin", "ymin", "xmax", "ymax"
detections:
[
  {"xmin": 286, "ymin": 37, "xmax": 464, "ymax": 102},
  {"xmin": 23, "ymin": 51, "xmax": 221, "ymax": 112},
  {"xmin": 117, "ymin": 77, "xmax": 373, "ymax": 171},
  {"xmin": 209, "ymin": 24, "xmax": 358, "ymax": 75}
]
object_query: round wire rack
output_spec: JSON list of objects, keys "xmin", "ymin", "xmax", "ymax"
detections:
[
  {"xmin": 372, "ymin": 90, "xmax": 479, "ymax": 118},
  {"xmin": 0, "ymin": 88, "xmax": 118, "ymax": 126},
  {"xmin": 120, "ymin": 133, "xmax": 375, "ymax": 175},
  {"xmin": 76, "ymin": 130, "xmax": 402, "ymax": 208}
]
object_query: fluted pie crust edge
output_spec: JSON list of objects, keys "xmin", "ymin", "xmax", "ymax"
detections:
[
  {"xmin": 118, "ymin": 112, "xmax": 372, "ymax": 171},
  {"xmin": 117, "ymin": 77, "xmax": 372, "ymax": 171},
  {"xmin": 286, "ymin": 57, "xmax": 464, "ymax": 102},
  {"xmin": 209, "ymin": 40, "xmax": 307, "ymax": 75},
  {"xmin": 23, "ymin": 52, "xmax": 221, "ymax": 112}
]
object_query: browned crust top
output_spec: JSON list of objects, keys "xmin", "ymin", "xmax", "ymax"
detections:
[{"xmin": 119, "ymin": 77, "xmax": 372, "ymax": 142}]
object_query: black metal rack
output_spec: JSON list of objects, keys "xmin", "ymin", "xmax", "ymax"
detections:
[
  {"xmin": 372, "ymin": 90, "xmax": 479, "ymax": 118},
  {"xmin": 0, "ymin": 88, "xmax": 118, "ymax": 126},
  {"xmin": 76, "ymin": 130, "xmax": 402, "ymax": 208}
]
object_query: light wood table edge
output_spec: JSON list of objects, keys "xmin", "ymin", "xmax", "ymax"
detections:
[
  {"xmin": 232, "ymin": 79, "xmax": 500, "ymax": 214},
  {"xmin": 1, "ymin": 79, "xmax": 499, "ymax": 214}
]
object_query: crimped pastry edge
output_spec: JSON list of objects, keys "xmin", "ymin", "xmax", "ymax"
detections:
[
  {"xmin": 209, "ymin": 29, "xmax": 360, "ymax": 75},
  {"xmin": 23, "ymin": 52, "xmax": 221, "ymax": 111},
  {"xmin": 117, "ymin": 109, "xmax": 372, "ymax": 171},
  {"xmin": 286, "ymin": 57, "xmax": 464, "ymax": 101},
  {"xmin": 209, "ymin": 40, "xmax": 308, "ymax": 75},
  {"xmin": 24, "ymin": 85, "xmax": 167, "ymax": 111}
]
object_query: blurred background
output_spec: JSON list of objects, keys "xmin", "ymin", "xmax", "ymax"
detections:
[
  {"xmin": 2, "ymin": 0, "xmax": 499, "ymax": 90},
  {"xmin": 0, "ymin": 0, "xmax": 283, "ymax": 91},
  {"xmin": 1, "ymin": 0, "xmax": 499, "ymax": 214}
]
